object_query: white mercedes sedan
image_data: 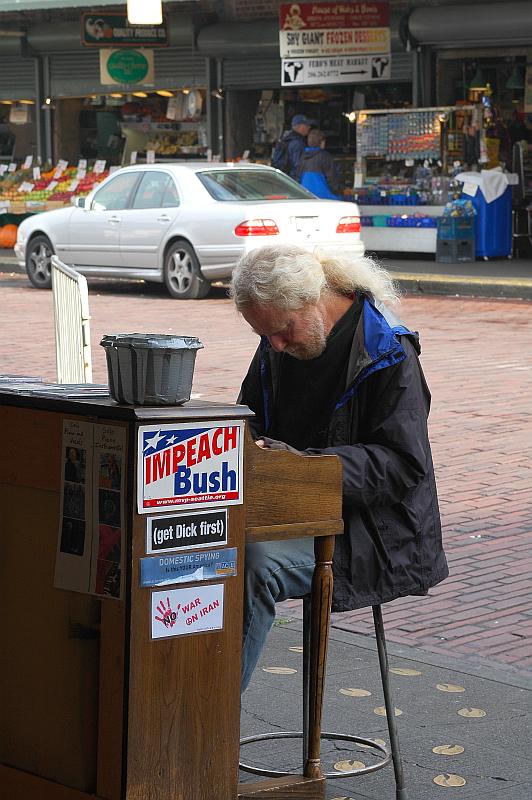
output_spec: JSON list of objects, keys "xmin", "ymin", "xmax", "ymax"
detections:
[{"xmin": 15, "ymin": 162, "xmax": 364, "ymax": 299}]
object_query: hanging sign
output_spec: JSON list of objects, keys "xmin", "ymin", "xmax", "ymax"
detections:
[
  {"xmin": 81, "ymin": 13, "xmax": 168, "ymax": 47},
  {"xmin": 151, "ymin": 583, "xmax": 225, "ymax": 639},
  {"xmin": 137, "ymin": 421, "xmax": 244, "ymax": 513},
  {"xmin": 100, "ymin": 48, "xmax": 154, "ymax": 86},
  {"xmin": 146, "ymin": 509, "xmax": 228, "ymax": 554},
  {"xmin": 279, "ymin": 2, "xmax": 390, "ymax": 58},
  {"xmin": 140, "ymin": 547, "xmax": 237, "ymax": 587},
  {"xmin": 282, "ymin": 53, "xmax": 391, "ymax": 86}
]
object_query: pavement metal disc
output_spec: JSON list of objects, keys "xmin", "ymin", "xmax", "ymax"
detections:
[
  {"xmin": 390, "ymin": 667, "xmax": 422, "ymax": 676},
  {"xmin": 262, "ymin": 666, "xmax": 297, "ymax": 675},
  {"xmin": 374, "ymin": 706, "xmax": 402, "ymax": 716},
  {"xmin": 339, "ymin": 687, "xmax": 372, "ymax": 697},
  {"xmin": 288, "ymin": 646, "xmax": 303, "ymax": 652},
  {"xmin": 434, "ymin": 773, "xmax": 466, "ymax": 787},
  {"xmin": 457, "ymin": 707, "xmax": 486, "ymax": 718},
  {"xmin": 433, "ymin": 745, "xmax": 465, "ymax": 755},
  {"xmin": 334, "ymin": 759, "xmax": 366, "ymax": 772},
  {"xmin": 437, "ymin": 683, "xmax": 465, "ymax": 693}
]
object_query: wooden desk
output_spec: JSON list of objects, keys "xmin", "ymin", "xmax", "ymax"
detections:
[{"xmin": 0, "ymin": 394, "xmax": 343, "ymax": 800}]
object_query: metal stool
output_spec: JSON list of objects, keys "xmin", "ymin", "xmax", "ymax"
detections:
[{"xmin": 240, "ymin": 595, "xmax": 408, "ymax": 800}]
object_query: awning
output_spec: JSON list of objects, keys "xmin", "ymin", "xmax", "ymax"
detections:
[
  {"xmin": 0, "ymin": 0, "xmax": 173, "ymax": 10},
  {"xmin": 403, "ymin": 1, "xmax": 532, "ymax": 48}
]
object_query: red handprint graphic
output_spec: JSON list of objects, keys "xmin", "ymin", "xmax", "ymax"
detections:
[{"xmin": 155, "ymin": 596, "xmax": 179, "ymax": 628}]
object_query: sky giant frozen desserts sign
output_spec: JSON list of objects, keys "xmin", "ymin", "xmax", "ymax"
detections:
[{"xmin": 138, "ymin": 421, "xmax": 244, "ymax": 513}]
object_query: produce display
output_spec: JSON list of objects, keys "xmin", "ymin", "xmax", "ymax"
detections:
[{"xmin": 0, "ymin": 162, "xmax": 110, "ymax": 209}]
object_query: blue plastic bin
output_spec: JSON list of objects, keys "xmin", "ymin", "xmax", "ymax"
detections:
[{"xmin": 465, "ymin": 186, "xmax": 512, "ymax": 258}]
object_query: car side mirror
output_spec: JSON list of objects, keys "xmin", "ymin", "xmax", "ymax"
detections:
[{"xmin": 73, "ymin": 196, "xmax": 86, "ymax": 208}]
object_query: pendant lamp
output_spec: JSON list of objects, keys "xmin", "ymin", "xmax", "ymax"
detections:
[
  {"xmin": 506, "ymin": 66, "xmax": 524, "ymax": 90},
  {"xmin": 127, "ymin": 0, "xmax": 162, "ymax": 25},
  {"xmin": 469, "ymin": 67, "xmax": 488, "ymax": 90}
]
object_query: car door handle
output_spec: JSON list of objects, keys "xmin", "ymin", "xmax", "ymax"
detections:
[
  {"xmin": 108, "ymin": 215, "xmax": 121, "ymax": 224},
  {"xmin": 157, "ymin": 215, "xmax": 171, "ymax": 223}
]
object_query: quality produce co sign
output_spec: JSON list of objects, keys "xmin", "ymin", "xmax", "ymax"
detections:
[
  {"xmin": 137, "ymin": 421, "xmax": 244, "ymax": 513},
  {"xmin": 279, "ymin": 2, "xmax": 390, "ymax": 58}
]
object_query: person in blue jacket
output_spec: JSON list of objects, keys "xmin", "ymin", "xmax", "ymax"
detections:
[
  {"xmin": 230, "ymin": 245, "xmax": 448, "ymax": 691},
  {"xmin": 271, "ymin": 114, "xmax": 313, "ymax": 179},
  {"xmin": 296, "ymin": 128, "xmax": 342, "ymax": 199}
]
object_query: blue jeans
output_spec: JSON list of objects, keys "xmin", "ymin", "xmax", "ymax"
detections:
[{"xmin": 241, "ymin": 537, "xmax": 315, "ymax": 692}]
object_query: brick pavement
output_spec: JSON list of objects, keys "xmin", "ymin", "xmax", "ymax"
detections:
[{"xmin": 1, "ymin": 273, "xmax": 531, "ymax": 676}]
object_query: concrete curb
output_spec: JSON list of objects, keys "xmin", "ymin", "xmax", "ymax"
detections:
[
  {"xmin": 392, "ymin": 271, "xmax": 532, "ymax": 300},
  {"xmin": 2, "ymin": 259, "xmax": 531, "ymax": 300}
]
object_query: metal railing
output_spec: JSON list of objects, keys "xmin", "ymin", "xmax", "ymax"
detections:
[{"xmin": 51, "ymin": 256, "xmax": 92, "ymax": 383}]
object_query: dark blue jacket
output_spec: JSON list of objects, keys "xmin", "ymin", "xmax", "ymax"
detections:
[
  {"xmin": 238, "ymin": 296, "xmax": 448, "ymax": 612},
  {"xmin": 273, "ymin": 129, "xmax": 307, "ymax": 179},
  {"xmin": 296, "ymin": 146, "xmax": 342, "ymax": 200}
]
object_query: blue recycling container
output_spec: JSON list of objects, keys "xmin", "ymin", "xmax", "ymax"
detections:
[{"xmin": 465, "ymin": 185, "xmax": 513, "ymax": 258}]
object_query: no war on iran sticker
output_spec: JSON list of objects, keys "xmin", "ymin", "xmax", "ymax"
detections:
[
  {"xmin": 138, "ymin": 421, "xmax": 244, "ymax": 513},
  {"xmin": 151, "ymin": 583, "xmax": 224, "ymax": 639}
]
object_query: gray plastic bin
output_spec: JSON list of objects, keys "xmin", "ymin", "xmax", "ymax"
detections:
[{"xmin": 101, "ymin": 333, "xmax": 203, "ymax": 406}]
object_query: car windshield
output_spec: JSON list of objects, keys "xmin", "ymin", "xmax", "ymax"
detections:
[{"xmin": 196, "ymin": 169, "xmax": 315, "ymax": 201}]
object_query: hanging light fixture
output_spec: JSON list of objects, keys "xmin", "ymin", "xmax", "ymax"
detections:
[
  {"xmin": 155, "ymin": 89, "xmax": 173, "ymax": 97},
  {"xmin": 132, "ymin": 91, "xmax": 148, "ymax": 98},
  {"xmin": 506, "ymin": 65, "xmax": 525, "ymax": 90},
  {"xmin": 127, "ymin": 0, "xmax": 162, "ymax": 25},
  {"xmin": 469, "ymin": 67, "xmax": 488, "ymax": 90}
]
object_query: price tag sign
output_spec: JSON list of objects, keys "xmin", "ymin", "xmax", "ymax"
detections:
[
  {"xmin": 146, "ymin": 150, "xmax": 155, "ymax": 164},
  {"xmin": 33, "ymin": 166, "xmax": 41, "ymax": 180},
  {"xmin": 53, "ymin": 168, "xmax": 63, "ymax": 179},
  {"xmin": 18, "ymin": 181, "xmax": 34, "ymax": 193},
  {"xmin": 0, "ymin": 164, "xmax": 8, "ymax": 175},
  {"xmin": 77, "ymin": 159, "xmax": 87, "ymax": 170},
  {"xmin": 57, "ymin": 159, "xmax": 68, "ymax": 171},
  {"xmin": 8, "ymin": 162, "xmax": 17, "ymax": 172},
  {"xmin": 405, "ymin": 158, "xmax": 414, "ymax": 167},
  {"xmin": 241, "ymin": 150, "xmax": 250, "ymax": 161},
  {"xmin": 68, "ymin": 179, "xmax": 79, "ymax": 191},
  {"xmin": 47, "ymin": 180, "xmax": 58, "ymax": 191},
  {"xmin": 93, "ymin": 159, "xmax": 106, "ymax": 174},
  {"xmin": 130, "ymin": 150, "xmax": 137, "ymax": 165},
  {"xmin": 76, "ymin": 168, "xmax": 86, "ymax": 180},
  {"xmin": 23, "ymin": 155, "xmax": 33, "ymax": 169}
]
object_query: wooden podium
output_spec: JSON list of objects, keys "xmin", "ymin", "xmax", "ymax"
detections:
[{"xmin": 0, "ymin": 394, "xmax": 343, "ymax": 800}]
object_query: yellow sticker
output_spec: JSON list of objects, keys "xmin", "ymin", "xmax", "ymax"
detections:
[
  {"xmin": 262, "ymin": 667, "xmax": 297, "ymax": 675},
  {"xmin": 358, "ymin": 738, "xmax": 386, "ymax": 749},
  {"xmin": 390, "ymin": 667, "xmax": 422, "ymax": 676},
  {"xmin": 434, "ymin": 773, "xmax": 466, "ymax": 787},
  {"xmin": 374, "ymin": 706, "xmax": 402, "ymax": 716},
  {"xmin": 339, "ymin": 687, "xmax": 372, "ymax": 697},
  {"xmin": 333, "ymin": 759, "xmax": 366, "ymax": 772},
  {"xmin": 457, "ymin": 708, "xmax": 486, "ymax": 718},
  {"xmin": 433, "ymin": 745, "xmax": 465, "ymax": 756},
  {"xmin": 437, "ymin": 683, "xmax": 465, "ymax": 693},
  {"xmin": 288, "ymin": 646, "xmax": 303, "ymax": 653}
]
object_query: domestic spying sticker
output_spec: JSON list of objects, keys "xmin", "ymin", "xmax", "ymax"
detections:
[{"xmin": 138, "ymin": 421, "xmax": 244, "ymax": 513}]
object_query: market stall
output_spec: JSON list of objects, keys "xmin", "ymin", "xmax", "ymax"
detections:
[{"xmin": 351, "ymin": 105, "xmax": 485, "ymax": 254}]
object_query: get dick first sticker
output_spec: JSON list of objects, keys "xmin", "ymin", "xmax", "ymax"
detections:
[{"xmin": 137, "ymin": 421, "xmax": 244, "ymax": 513}]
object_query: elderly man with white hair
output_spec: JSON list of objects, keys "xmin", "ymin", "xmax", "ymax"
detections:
[{"xmin": 230, "ymin": 245, "xmax": 448, "ymax": 691}]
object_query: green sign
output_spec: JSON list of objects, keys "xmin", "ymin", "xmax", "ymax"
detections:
[
  {"xmin": 106, "ymin": 50, "xmax": 150, "ymax": 84},
  {"xmin": 82, "ymin": 13, "xmax": 167, "ymax": 47}
]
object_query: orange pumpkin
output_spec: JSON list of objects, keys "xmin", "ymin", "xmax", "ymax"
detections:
[{"xmin": 0, "ymin": 224, "xmax": 18, "ymax": 249}]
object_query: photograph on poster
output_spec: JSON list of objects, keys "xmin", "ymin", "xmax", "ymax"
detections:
[
  {"xmin": 99, "ymin": 488, "xmax": 121, "ymax": 527},
  {"xmin": 99, "ymin": 452, "xmax": 122, "ymax": 490},
  {"xmin": 94, "ymin": 523, "xmax": 122, "ymax": 598},
  {"xmin": 59, "ymin": 517, "xmax": 86, "ymax": 556},
  {"xmin": 63, "ymin": 482, "xmax": 85, "ymax": 520},
  {"xmin": 64, "ymin": 446, "xmax": 86, "ymax": 484}
]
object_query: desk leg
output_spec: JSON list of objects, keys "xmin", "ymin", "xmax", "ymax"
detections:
[{"xmin": 305, "ymin": 534, "xmax": 335, "ymax": 779}]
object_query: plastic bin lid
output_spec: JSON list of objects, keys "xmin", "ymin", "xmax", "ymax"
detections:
[{"xmin": 101, "ymin": 333, "xmax": 203, "ymax": 350}]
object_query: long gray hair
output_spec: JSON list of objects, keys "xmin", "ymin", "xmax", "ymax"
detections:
[{"xmin": 230, "ymin": 245, "xmax": 400, "ymax": 310}]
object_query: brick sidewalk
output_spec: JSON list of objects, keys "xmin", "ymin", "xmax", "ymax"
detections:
[{"xmin": 1, "ymin": 274, "xmax": 531, "ymax": 676}]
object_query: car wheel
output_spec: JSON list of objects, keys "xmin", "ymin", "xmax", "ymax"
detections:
[
  {"xmin": 26, "ymin": 234, "xmax": 54, "ymax": 289},
  {"xmin": 164, "ymin": 241, "xmax": 210, "ymax": 300}
]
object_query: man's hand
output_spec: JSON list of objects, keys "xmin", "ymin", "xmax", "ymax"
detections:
[{"xmin": 255, "ymin": 437, "xmax": 302, "ymax": 455}]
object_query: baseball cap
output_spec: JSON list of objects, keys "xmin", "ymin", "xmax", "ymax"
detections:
[{"xmin": 291, "ymin": 114, "xmax": 316, "ymax": 126}]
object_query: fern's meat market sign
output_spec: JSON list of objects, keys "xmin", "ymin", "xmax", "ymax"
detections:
[{"xmin": 279, "ymin": 2, "xmax": 390, "ymax": 58}]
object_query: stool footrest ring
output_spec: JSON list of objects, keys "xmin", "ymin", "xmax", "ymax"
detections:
[{"xmin": 239, "ymin": 730, "xmax": 391, "ymax": 779}]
